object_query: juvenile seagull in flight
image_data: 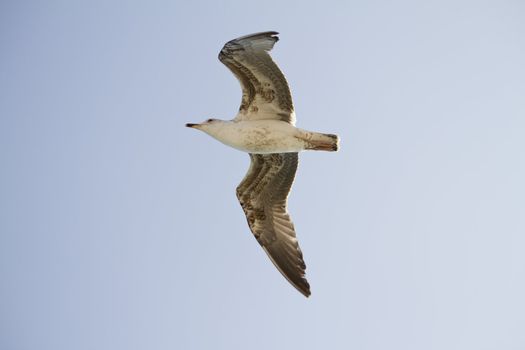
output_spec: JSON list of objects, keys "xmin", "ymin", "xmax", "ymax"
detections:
[{"xmin": 186, "ymin": 31, "xmax": 339, "ymax": 297}]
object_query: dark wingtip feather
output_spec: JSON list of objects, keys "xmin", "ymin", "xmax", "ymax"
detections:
[
  {"xmin": 300, "ymin": 282, "xmax": 311, "ymax": 298},
  {"xmin": 233, "ymin": 31, "xmax": 280, "ymax": 43}
]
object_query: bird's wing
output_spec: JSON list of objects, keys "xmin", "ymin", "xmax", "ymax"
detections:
[
  {"xmin": 236, "ymin": 152, "xmax": 310, "ymax": 297},
  {"xmin": 218, "ymin": 31, "xmax": 296, "ymax": 125}
]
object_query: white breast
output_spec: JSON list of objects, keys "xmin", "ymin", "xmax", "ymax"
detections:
[{"xmin": 209, "ymin": 120, "xmax": 306, "ymax": 154}]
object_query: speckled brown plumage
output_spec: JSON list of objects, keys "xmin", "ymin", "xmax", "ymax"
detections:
[
  {"xmin": 236, "ymin": 152, "xmax": 310, "ymax": 297},
  {"xmin": 219, "ymin": 31, "xmax": 296, "ymax": 125}
]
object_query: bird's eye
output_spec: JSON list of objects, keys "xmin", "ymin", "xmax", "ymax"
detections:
[{"xmin": 206, "ymin": 118, "xmax": 215, "ymax": 123}]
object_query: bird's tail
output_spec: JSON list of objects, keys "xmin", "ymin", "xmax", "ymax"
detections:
[{"xmin": 303, "ymin": 132, "xmax": 340, "ymax": 152}]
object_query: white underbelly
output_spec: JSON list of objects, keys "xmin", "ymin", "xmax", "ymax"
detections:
[{"xmin": 216, "ymin": 120, "xmax": 306, "ymax": 154}]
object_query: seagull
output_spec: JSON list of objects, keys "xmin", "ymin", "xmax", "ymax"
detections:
[{"xmin": 186, "ymin": 31, "xmax": 339, "ymax": 297}]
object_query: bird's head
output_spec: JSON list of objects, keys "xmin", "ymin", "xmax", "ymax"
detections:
[
  {"xmin": 185, "ymin": 118, "xmax": 221, "ymax": 130},
  {"xmin": 186, "ymin": 118, "xmax": 229, "ymax": 139}
]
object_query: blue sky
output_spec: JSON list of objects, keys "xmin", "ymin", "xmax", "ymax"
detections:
[{"xmin": 1, "ymin": 1, "xmax": 524, "ymax": 349}]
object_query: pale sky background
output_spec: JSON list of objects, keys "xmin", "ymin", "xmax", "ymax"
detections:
[{"xmin": 1, "ymin": 1, "xmax": 525, "ymax": 349}]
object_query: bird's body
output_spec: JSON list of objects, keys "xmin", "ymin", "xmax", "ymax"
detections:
[
  {"xmin": 186, "ymin": 31, "xmax": 339, "ymax": 297},
  {"xmin": 193, "ymin": 119, "xmax": 338, "ymax": 154}
]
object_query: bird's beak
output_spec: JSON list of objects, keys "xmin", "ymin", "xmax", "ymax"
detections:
[{"xmin": 186, "ymin": 123, "xmax": 198, "ymax": 128}]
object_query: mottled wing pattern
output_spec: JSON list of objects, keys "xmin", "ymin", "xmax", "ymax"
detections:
[
  {"xmin": 236, "ymin": 152, "xmax": 310, "ymax": 297},
  {"xmin": 218, "ymin": 31, "xmax": 296, "ymax": 125}
]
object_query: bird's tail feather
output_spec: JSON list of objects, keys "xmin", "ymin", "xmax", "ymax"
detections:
[{"xmin": 303, "ymin": 132, "xmax": 340, "ymax": 152}]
